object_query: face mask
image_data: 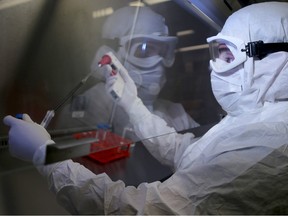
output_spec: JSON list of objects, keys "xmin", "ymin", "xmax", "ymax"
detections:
[
  {"xmin": 211, "ymin": 66, "xmax": 243, "ymax": 115},
  {"xmin": 123, "ymin": 61, "xmax": 166, "ymax": 110}
]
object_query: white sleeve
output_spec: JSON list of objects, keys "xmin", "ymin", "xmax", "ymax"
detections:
[
  {"xmin": 35, "ymin": 119, "xmax": 288, "ymax": 215},
  {"xmin": 35, "ymin": 160, "xmax": 192, "ymax": 215},
  {"xmin": 128, "ymin": 98, "xmax": 197, "ymax": 168}
]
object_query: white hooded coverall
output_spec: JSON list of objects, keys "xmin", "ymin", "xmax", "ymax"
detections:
[{"xmin": 37, "ymin": 2, "xmax": 288, "ymax": 215}]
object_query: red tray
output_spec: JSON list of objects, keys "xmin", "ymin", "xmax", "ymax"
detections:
[{"xmin": 73, "ymin": 130, "xmax": 132, "ymax": 163}]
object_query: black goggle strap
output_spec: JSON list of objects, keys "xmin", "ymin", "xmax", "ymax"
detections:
[{"xmin": 241, "ymin": 41, "xmax": 288, "ymax": 59}]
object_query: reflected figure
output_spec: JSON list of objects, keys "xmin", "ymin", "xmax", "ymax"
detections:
[{"xmin": 56, "ymin": 6, "xmax": 199, "ymax": 140}]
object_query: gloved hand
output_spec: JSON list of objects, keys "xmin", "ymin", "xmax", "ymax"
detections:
[
  {"xmin": 3, "ymin": 114, "xmax": 54, "ymax": 165},
  {"xmin": 102, "ymin": 64, "xmax": 140, "ymax": 113}
]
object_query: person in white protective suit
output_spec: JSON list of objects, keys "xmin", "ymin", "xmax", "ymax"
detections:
[
  {"xmin": 56, "ymin": 6, "xmax": 199, "ymax": 140},
  {"xmin": 3, "ymin": 2, "xmax": 288, "ymax": 215}
]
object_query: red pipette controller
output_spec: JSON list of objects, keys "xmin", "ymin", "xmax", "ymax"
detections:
[{"xmin": 98, "ymin": 52, "xmax": 127, "ymax": 100}]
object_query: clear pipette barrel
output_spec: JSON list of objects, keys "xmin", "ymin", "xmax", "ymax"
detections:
[{"xmin": 40, "ymin": 70, "xmax": 95, "ymax": 128}]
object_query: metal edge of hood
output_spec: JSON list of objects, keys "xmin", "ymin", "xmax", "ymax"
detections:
[{"xmin": 173, "ymin": 0, "xmax": 242, "ymax": 31}]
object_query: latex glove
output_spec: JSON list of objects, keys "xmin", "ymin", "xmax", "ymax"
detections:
[
  {"xmin": 102, "ymin": 64, "xmax": 140, "ymax": 113},
  {"xmin": 3, "ymin": 114, "xmax": 54, "ymax": 165}
]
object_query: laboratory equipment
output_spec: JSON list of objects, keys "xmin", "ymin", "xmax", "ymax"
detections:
[
  {"xmin": 98, "ymin": 52, "xmax": 128, "ymax": 100},
  {"xmin": 95, "ymin": 123, "xmax": 111, "ymax": 141},
  {"xmin": 74, "ymin": 130, "xmax": 132, "ymax": 164},
  {"xmin": 45, "ymin": 127, "xmax": 133, "ymax": 164}
]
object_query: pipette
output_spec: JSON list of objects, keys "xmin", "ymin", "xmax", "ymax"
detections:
[
  {"xmin": 98, "ymin": 52, "xmax": 130, "ymax": 127},
  {"xmin": 40, "ymin": 70, "xmax": 95, "ymax": 128},
  {"xmin": 98, "ymin": 52, "xmax": 128, "ymax": 100},
  {"xmin": 42, "ymin": 52, "xmax": 128, "ymax": 128}
]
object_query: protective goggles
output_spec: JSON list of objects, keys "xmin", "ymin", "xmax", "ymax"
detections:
[
  {"xmin": 207, "ymin": 34, "xmax": 247, "ymax": 73},
  {"xmin": 119, "ymin": 34, "xmax": 178, "ymax": 67},
  {"xmin": 207, "ymin": 33, "xmax": 288, "ymax": 73}
]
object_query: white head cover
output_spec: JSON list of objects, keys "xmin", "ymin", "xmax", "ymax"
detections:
[
  {"xmin": 102, "ymin": 6, "xmax": 177, "ymax": 68},
  {"xmin": 103, "ymin": 6, "xmax": 169, "ymax": 39},
  {"xmin": 210, "ymin": 2, "xmax": 288, "ymax": 116}
]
